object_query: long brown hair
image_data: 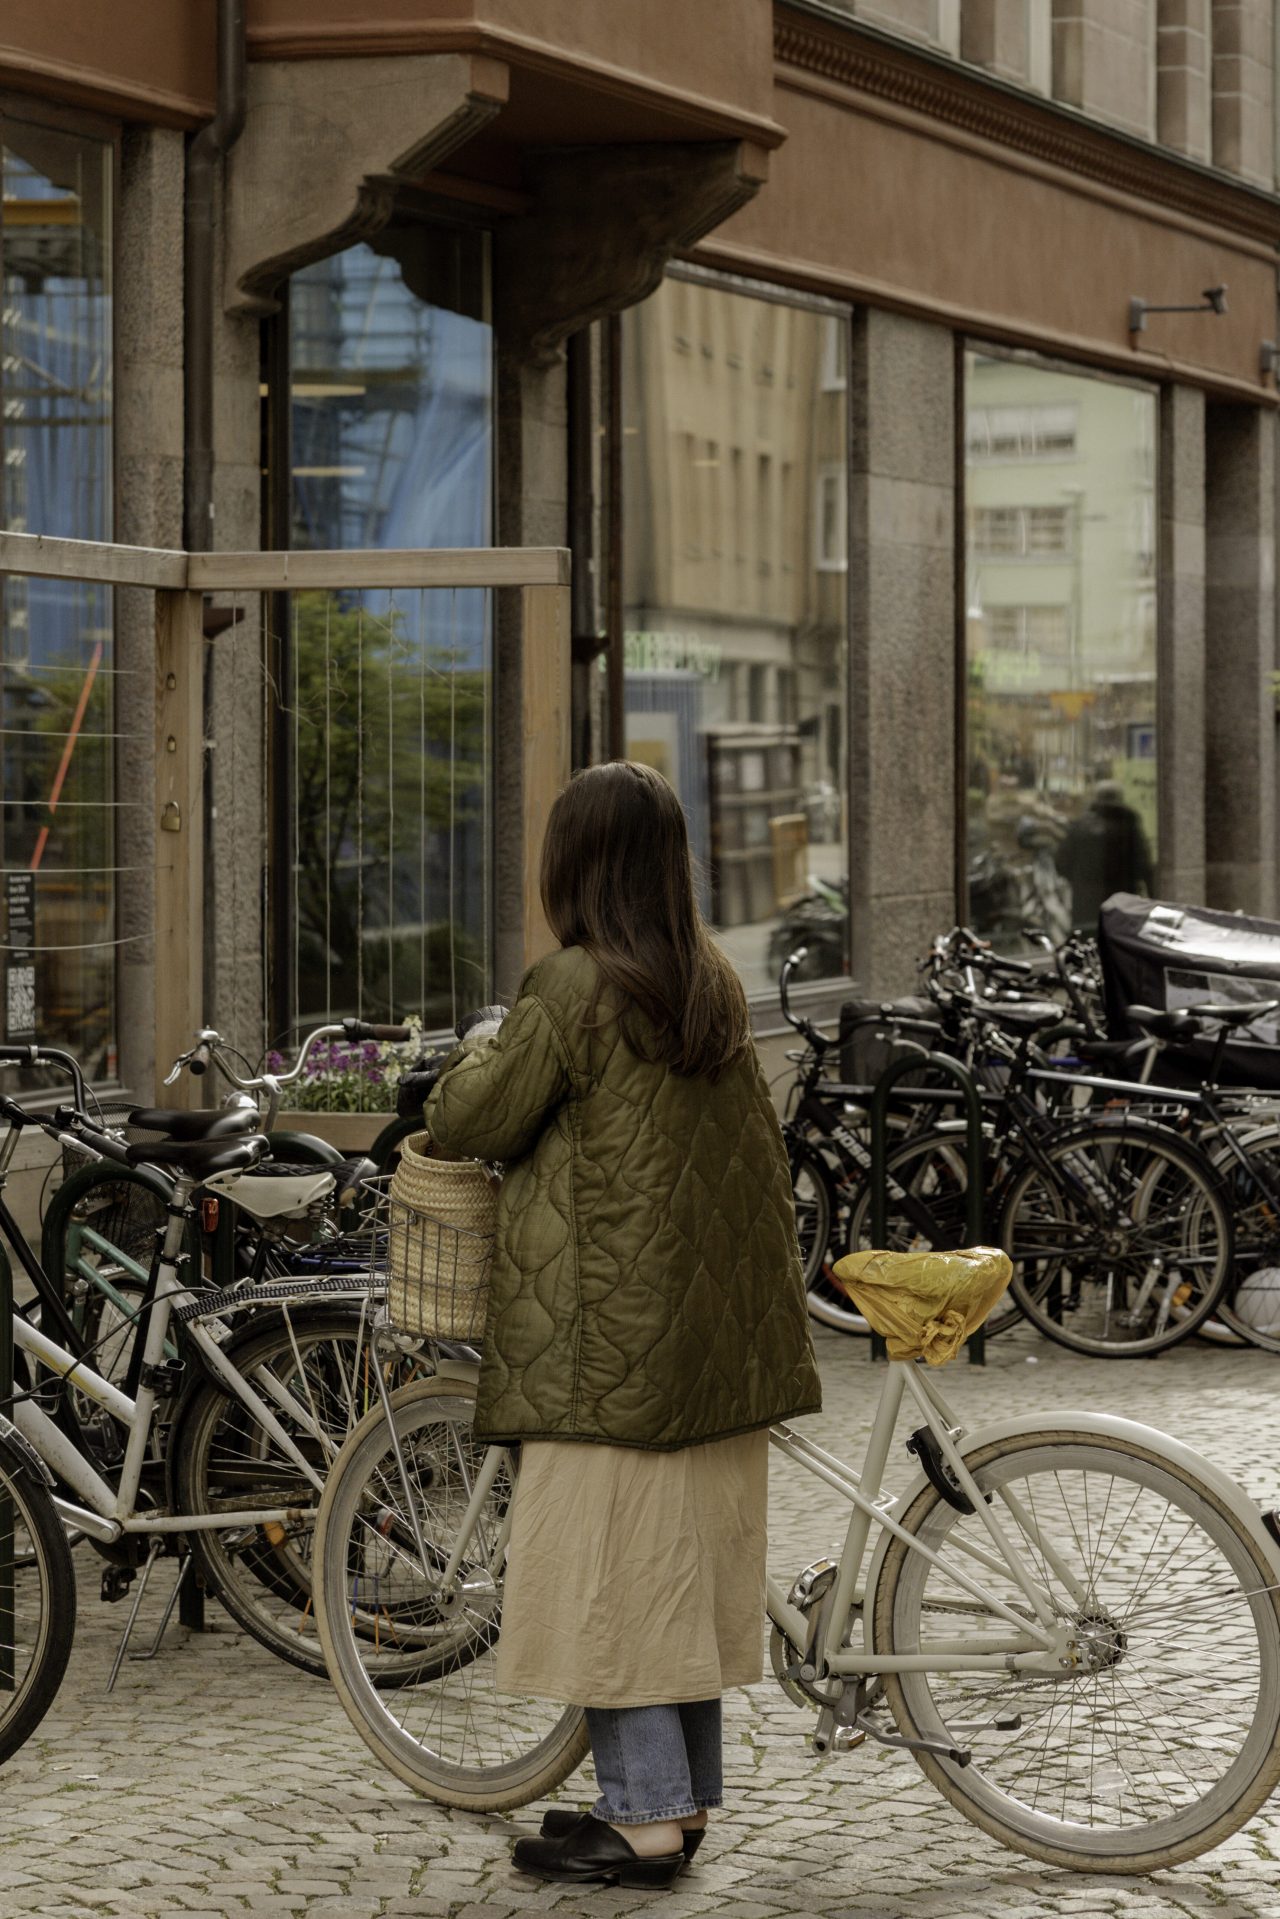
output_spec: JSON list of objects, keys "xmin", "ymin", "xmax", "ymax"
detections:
[{"xmin": 540, "ymin": 761, "xmax": 751, "ymax": 1080}]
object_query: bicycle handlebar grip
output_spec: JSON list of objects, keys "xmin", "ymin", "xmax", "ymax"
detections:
[
  {"xmin": 341, "ymin": 1018, "xmax": 411, "ymax": 1043},
  {"xmin": 188, "ymin": 1043, "xmax": 212, "ymax": 1077}
]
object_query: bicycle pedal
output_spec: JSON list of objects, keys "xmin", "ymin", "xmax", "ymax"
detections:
[{"xmin": 100, "ymin": 1565, "xmax": 135, "ymax": 1604}]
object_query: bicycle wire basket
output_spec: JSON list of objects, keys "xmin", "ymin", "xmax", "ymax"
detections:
[{"xmin": 383, "ymin": 1131, "xmax": 497, "ymax": 1340}]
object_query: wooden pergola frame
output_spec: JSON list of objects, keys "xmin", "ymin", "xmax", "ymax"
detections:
[{"xmin": 0, "ymin": 531, "xmax": 571, "ymax": 1093}]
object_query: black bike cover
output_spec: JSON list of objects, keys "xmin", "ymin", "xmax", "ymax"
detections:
[{"xmin": 1098, "ymin": 892, "xmax": 1280, "ymax": 1086}]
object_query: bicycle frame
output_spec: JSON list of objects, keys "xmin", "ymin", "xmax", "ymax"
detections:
[
  {"xmin": 766, "ymin": 1361, "xmax": 1067, "ymax": 1679},
  {"xmin": 9, "ymin": 1175, "xmax": 341, "ymax": 1547}
]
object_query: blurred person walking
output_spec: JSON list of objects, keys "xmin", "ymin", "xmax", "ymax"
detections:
[
  {"xmin": 424, "ymin": 760, "xmax": 821, "ymax": 1890},
  {"xmin": 1055, "ymin": 777, "xmax": 1155, "ymax": 931}
]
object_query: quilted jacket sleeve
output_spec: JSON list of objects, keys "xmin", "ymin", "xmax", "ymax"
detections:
[{"xmin": 423, "ymin": 991, "xmax": 573, "ymax": 1164}]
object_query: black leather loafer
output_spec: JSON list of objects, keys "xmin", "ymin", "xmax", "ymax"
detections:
[
  {"xmin": 539, "ymin": 1807, "xmax": 704, "ymax": 1863},
  {"xmin": 513, "ymin": 1811, "xmax": 685, "ymax": 1887}
]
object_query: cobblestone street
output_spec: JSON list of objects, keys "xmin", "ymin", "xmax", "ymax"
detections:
[{"xmin": 8, "ymin": 1324, "xmax": 1280, "ymax": 1919}]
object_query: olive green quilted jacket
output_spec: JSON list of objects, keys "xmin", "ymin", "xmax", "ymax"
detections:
[{"xmin": 423, "ymin": 944, "xmax": 822, "ymax": 1450}]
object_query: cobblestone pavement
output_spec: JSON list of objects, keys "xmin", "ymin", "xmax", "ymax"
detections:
[{"xmin": 8, "ymin": 1323, "xmax": 1280, "ymax": 1919}]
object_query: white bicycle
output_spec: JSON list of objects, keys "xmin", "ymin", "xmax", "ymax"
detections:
[{"xmin": 313, "ymin": 1245, "xmax": 1280, "ymax": 1874}]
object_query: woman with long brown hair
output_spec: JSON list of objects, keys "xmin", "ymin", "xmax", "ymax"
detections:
[{"xmin": 425, "ymin": 760, "xmax": 821, "ymax": 1891}]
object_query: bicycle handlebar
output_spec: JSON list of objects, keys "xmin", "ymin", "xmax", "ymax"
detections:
[
  {"xmin": 0, "ymin": 1044, "xmax": 88, "ymax": 1114},
  {"xmin": 342, "ymin": 1019, "xmax": 411, "ymax": 1043}
]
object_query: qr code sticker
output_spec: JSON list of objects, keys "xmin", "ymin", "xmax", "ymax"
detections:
[{"xmin": 7, "ymin": 965, "xmax": 35, "ymax": 1039}]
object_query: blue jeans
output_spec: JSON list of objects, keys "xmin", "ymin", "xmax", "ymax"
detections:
[{"xmin": 585, "ymin": 1699, "xmax": 723, "ymax": 1825}]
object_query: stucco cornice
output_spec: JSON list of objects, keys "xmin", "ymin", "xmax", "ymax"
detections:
[{"xmin": 775, "ymin": 6, "xmax": 1280, "ymax": 251}]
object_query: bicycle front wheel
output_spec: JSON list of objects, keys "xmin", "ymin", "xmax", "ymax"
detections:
[
  {"xmin": 0, "ymin": 1433, "xmax": 76, "ymax": 1764},
  {"xmin": 872, "ymin": 1428, "xmax": 1280, "ymax": 1872},
  {"xmin": 1002, "ymin": 1121, "xmax": 1230, "ymax": 1356},
  {"xmin": 175, "ymin": 1304, "xmax": 426, "ymax": 1676},
  {"xmin": 314, "ymin": 1375, "xmax": 588, "ymax": 1810}
]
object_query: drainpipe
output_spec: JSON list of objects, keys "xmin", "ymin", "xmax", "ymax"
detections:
[{"xmin": 184, "ymin": 0, "xmax": 247, "ymax": 1024}]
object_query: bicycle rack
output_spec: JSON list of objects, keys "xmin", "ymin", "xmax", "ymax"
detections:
[{"xmin": 867, "ymin": 1052, "xmax": 987, "ymax": 1365}]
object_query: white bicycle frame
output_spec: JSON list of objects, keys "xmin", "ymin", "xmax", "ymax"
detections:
[
  {"xmin": 404, "ymin": 1351, "xmax": 1280, "ymax": 1699},
  {"xmin": 12, "ymin": 1176, "xmax": 345, "ymax": 1547}
]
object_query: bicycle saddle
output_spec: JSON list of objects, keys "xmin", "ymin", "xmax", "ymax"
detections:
[
  {"xmin": 127, "ymin": 1105, "xmax": 259, "ymax": 1141},
  {"xmin": 127, "ymin": 1134, "xmax": 268, "ymax": 1175},
  {"xmin": 978, "ymin": 999, "xmax": 1064, "ymax": 1034},
  {"xmin": 1129, "ymin": 1001, "xmax": 1277, "ymax": 1038}
]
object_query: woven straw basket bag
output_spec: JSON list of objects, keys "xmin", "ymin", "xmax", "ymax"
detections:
[{"xmin": 386, "ymin": 1131, "xmax": 498, "ymax": 1339}]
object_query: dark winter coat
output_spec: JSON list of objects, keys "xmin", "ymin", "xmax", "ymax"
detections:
[{"xmin": 423, "ymin": 944, "xmax": 822, "ymax": 1450}]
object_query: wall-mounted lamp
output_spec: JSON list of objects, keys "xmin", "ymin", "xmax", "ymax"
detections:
[
  {"xmin": 1129, "ymin": 285, "xmax": 1228, "ymax": 338},
  {"xmin": 1262, "ymin": 341, "xmax": 1280, "ymax": 383}
]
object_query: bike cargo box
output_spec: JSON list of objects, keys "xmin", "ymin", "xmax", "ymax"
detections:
[
  {"xmin": 1098, "ymin": 892, "xmax": 1280, "ymax": 1086},
  {"xmin": 839, "ymin": 997, "xmax": 942, "ymax": 1089}
]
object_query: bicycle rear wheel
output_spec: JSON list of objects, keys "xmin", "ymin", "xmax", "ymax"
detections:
[
  {"xmin": 1001, "ymin": 1121, "xmax": 1230, "ymax": 1355},
  {"xmin": 174, "ymin": 1304, "xmax": 428, "ymax": 1676},
  {"xmin": 872, "ymin": 1428, "xmax": 1280, "ymax": 1871},
  {"xmin": 314, "ymin": 1374, "xmax": 588, "ymax": 1810},
  {"xmin": 0, "ymin": 1433, "xmax": 76, "ymax": 1764}
]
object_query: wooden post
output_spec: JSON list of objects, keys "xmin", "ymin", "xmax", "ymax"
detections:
[
  {"xmin": 520, "ymin": 582, "xmax": 572, "ymax": 970},
  {"xmin": 154, "ymin": 591, "xmax": 205, "ymax": 1104}
]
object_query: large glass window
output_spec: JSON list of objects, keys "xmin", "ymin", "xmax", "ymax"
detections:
[
  {"xmin": 276, "ymin": 224, "xmax": 493, "ymax": 1032},
  {"xmin": 0, "ymin": 118, "xmax": 115, "ymax": 1072},
  {"xmin": 964, "ymin": 349, "xmax": 1157, "ymax": 946},
  {"xmin": 622, "ymin": 276, "xmax": 850, "ymax": 994}
]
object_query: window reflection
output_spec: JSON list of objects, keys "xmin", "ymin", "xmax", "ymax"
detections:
[
  {"xmin": 282, "ymin": 230, "xmax": 493, "ymax": 1031},
  {"xmin": 964, "ymin": 350, "xmax": 1158, "ymax": 945},
  {"xmin": 1, "ymin": 122, "xmax": 115, "ymax": 1073},
  {"xmin": 622, "ymin": 278, "xmax": 850, "ymax": 993}
]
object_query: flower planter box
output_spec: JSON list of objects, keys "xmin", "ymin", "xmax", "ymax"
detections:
[{"xmin": 273, "ymin": 1110, "xmax": 394, "ymax": 1155}]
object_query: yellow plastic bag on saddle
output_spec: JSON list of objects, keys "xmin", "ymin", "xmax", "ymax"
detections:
[{"xmin": 829, "ymin": 1246, "xmax": 1013, "ymax": 1365}]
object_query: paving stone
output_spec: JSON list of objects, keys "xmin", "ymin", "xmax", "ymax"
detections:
[{"xmin": 11, "ymin": 1328, "xmax": 1280, "ymax": 1919}]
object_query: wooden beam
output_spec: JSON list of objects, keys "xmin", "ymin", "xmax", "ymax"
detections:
[
  {"xmin": 153, "ymin": 591, "xmax": 205, "ymax": 1106},
  {"xmin": 0, "ymin": 531, "xmax": 187, "ymax": 590},
  {"xmin": 188, "ymin": 547, "xmax": 571, "ymax": 593},
  {"xmin": 521, "ymin": 582, "xmax": 572, "ymax": 969}
]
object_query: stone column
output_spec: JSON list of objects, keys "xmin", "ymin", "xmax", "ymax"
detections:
[
  {"xmin": 1157, "ymin": 0, "xmax": 1211, "ymax": 161},
  {"xmin": 1157, "ymin": 384, "xmax": 1207, "ymax": 903},
  {"xmin": 1052, "ymin": 0, "xmax": 1157, "ymax": 139},
  {"xmin": 1211, "ymin": 0, "xmax": 1275, "ymax": 186},
  {"xmin": 116, "ymin": 127, "xmax": 186, "ymax": 1097},
  {"xmin": 1204, "ymin": 402, "xmax": 1276, "ymax": 915},
  {"xmin": 848, "ymin": 311, "xmax": 956, "ymax": 997}
]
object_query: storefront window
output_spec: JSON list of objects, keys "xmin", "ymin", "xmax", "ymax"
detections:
[
  {"xmin": 964, "ymin": 350, "xmax": 1157, "ymax": 946},
  {"xmin": 1, "ymin": 119, "xmax": 115, "ymax": 1072},
  {"xmin": 278, "ymin": 226, "xmax": 493, "ymax": 1031},
  {"xmin": 622, "ymin": 277, "xmax": 850, "ymax": 994}
]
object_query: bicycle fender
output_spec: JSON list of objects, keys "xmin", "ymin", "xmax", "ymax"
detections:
[
  {"xmin": 263, "ymin": 1130, "xmax": 343, "ymax": 1166},
  {"xmin": 863, "ymin": 1408, "xmax": 1280, "ymax": 1626},
  {"xmin": 0, "ymin": 1414, "xmax": 56, "ymax": 1490}
]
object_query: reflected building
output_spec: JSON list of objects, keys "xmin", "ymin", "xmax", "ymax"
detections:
[{"xmin": 622, "ymin": 278, "xmax": 849, "ymax": 992}]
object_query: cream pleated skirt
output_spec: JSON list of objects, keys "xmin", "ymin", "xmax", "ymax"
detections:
[{"xmin": 494, "ymin": 1429, "xmax": 770, "ymax": 1709}]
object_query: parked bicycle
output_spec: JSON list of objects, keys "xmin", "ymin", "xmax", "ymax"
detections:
[
  {"xmin": 310, "ymin": 1215, "xmax": 1280, "ymax": 1873},
  {"xmin": 0, "ymin": 1040, "xmax": 435, "ymax": 1683}
]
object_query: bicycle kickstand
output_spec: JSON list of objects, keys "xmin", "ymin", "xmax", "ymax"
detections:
[
  {"xmin": 105, "ymin": 1540, "xmax": 164, "ymax": 1693},
  {"xmin": 129, "ymin": 1548, "xmax": 197, "ymax": 1666}
]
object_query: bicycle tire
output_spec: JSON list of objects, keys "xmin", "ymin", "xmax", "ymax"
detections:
[
  {"xmin": 173, "ymin": 1304, "xmax": 401, "ymax": 1676},
  {"xmin": 314, "ymin": 1374, "xmax": 589, "ymax": 1810},
  {"xmin": 872, "ymin": 1428, "xmax": 1280, "ymax": 1871},
  {"xmin": 787, "ymin": 1139, "xmax": 869, "ymax": 1334},
  {"xmin": 0, "ymin": 1432, "xmax": 76, "ymax": 1765},
  {"xmin": 1001, "ymin": 1118, "xmax": 1231, "ymax": 1357},
  {"xmin": 1204, "ymin": 1124, "xmax": 1280, "ymax": 1356}
]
